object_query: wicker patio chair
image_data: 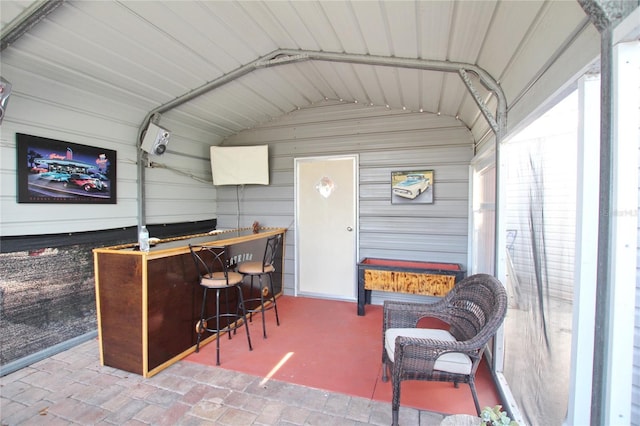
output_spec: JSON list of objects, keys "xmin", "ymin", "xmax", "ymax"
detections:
[{"xmin": 382, "ymin": 273, "xmax": 508, "ymax": 426}]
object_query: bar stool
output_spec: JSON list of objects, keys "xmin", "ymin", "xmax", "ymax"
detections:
[
  {"xmin": 189, "ymin": 244, "xmax": 252, "ymax": 365},
  {"xmin": 237, "ymin": 234, "xmax": 282, "ymax": 338}
]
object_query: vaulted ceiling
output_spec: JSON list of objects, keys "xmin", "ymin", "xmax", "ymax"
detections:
[{"xmin": 1, "ymin": 1, "xmax": 599, "ymax": 146}]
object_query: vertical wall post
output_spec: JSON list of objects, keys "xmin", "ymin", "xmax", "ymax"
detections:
[{"xmin": 577, "ymin": 1, "xmax": 637, "ymax": 424}]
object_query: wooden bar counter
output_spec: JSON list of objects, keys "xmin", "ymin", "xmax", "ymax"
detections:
[{"xmin": 93, "ymin": 227, "xmax": 286, "ymax": 377}]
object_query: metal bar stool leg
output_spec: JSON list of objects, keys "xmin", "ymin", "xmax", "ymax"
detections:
[
  {"xmin": 248, "ymin": 275, "xmax": 255, "ymax": 323},
  {"xmin": 224, "ymin": 286, "xmax": 233, "ymax": 339},
  {"xmin": 268, "ymin": 272, "xmax": 280, "ymax": 326},
  {"xmin": 258, "ymin": 275, "xmax": 267, "ymax": 338},
  {"xmin": 215, "ymin": 288, "xmax": 221, "ymax": 366},
  {"xmin": 237, "ymin": 285, "xmax": 253, "ymax": 351},
  {"xmin": 196, "ymin": 287, "xmax": 208, "ymax": 352}
]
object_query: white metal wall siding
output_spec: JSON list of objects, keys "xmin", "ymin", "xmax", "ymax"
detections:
[
  {"xmin": 0, "ymin": 65, "xmax": 217, "ymax": 237},
  {"xmin": 634, "ymin": 232, "xmax": 640, "ymax": 423},
  {"xmin": 221, "ymin": 101, "xmax": 473, "ymax": 295},
  {"xmin": 633, "ymin": 140, "xmax": 640, "ymax": 425}
]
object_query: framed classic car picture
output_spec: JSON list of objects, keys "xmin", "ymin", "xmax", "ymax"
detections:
[
  {"xmin": 391, "ymin": 170, "xmax": 433, "ymax": 204},
  {"xmin": 16, "ymin": 133, "xmax": 117, "ymax": 204}
]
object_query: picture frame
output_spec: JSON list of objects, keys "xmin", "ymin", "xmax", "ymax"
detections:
[
  {"xmin": 391, "ymin": 170, "xmax": 433, "ymax": 204},
  {"xmin": 16, "ymin": 133, "xmax": 117, "ymax": 204}
]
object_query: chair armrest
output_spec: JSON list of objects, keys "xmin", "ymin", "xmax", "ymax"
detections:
[{"xmin": 383, "ymin": 300, "xmax": 450, "ymax": 330}]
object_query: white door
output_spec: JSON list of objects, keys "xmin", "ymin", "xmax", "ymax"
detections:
[{"xmin": 295, "ymin": 155, "xmax": 358, "ymax": 300}]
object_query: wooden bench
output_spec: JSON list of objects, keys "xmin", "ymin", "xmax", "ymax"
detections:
[{"xmin": 357, "ymin": 258, "xmax": 466, "ymax": 315}]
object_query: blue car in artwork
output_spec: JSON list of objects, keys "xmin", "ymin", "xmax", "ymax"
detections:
[
  {"xmin": 392, "ymin": 174, "xmax": 430, "ymax": 199},
  {"xmin": 88, "ymin": 171, "xmax": 108, "ymax": 181},
  {"xmin": 37, "ymin": 171, "xmax": 71, "ymax": 182}
]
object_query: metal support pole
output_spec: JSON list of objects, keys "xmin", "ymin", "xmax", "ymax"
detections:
[
  {"xmin": 591, "ymin": 25, "xmax": 613, "ymax": 426},
  {"xmin": 136, "ymin": 148, "xmax": 147, "ymax": 233},
  {"xmin": 576, "ymin": 1, "xmax": 636, "ymax": 424}
]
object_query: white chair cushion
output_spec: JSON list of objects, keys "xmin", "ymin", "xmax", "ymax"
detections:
[{"xmin": 385, "ymin": 328, "xmax": 472, "ymax": 375}]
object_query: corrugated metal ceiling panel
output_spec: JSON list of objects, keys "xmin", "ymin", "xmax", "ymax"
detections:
[
  {"xmin": 1, "ymin": 1, "xmax": 32, "ymax": 28},
  {"xmin": 417, "ymin": 1, "xmax": 454, "ymax": 61},
  {"xmin": 447, "ymin": 1, "xmax": 496, "ymax": 63},
  {"xmin": 499, "ymin": 1, "xmax": 592, "ymax": 104},
  {"xmin": 1, "ymin": 0, "xmax": 599, "ymax": 145},
  {"xmin": 386, "ymin": 2, "xmax": 418, "ymax": 58},
  {"xmin": 478, "ymin": 1, "xmax": 545, "ymax": 80},
  {"xmin": 321, "ymin": 2, "xmax": 367, "ymax": 53},
  {"xmin": 351, "ymin": 2, "xmax": 391, "ymax": 56}
]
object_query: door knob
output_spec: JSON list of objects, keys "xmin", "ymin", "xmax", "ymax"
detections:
[{"xmin": 347, "ymin": 227, "xmax": 353, "ymax": 231}]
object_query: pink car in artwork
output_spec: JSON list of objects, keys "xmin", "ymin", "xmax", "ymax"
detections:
[{"xmin": 63, "ymin": 173, "xmax": 108, "ymax": 192}]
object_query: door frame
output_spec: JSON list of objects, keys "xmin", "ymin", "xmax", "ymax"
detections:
[{"xmin": 293, "ymin": 154, "xmax": 359, "ymax": 299}]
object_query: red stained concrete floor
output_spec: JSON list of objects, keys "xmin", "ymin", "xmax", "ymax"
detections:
[{"xmin": 185, "ymin": 295, "xmax": 502, "ymax": 416}]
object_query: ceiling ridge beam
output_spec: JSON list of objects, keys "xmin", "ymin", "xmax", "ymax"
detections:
[
  {"xmin": 274, "ymin": 50, "xmax": 507, "ymax": 138},
  {"xmin": 139, "ymin": 48, "xmax": 507, "ymax": 141}
]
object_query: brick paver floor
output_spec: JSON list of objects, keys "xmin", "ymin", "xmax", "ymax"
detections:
[{"xmin": 1, "ymin": 339, "xmax": 446, "ymax": 425}]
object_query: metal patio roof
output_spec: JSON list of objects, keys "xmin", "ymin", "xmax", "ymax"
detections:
[{"xmin": 1, "ymin": 1, "xmax": 602, "ymax": 147}]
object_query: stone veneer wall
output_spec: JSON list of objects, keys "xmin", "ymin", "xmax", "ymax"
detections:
[
  {"xmin": 0, "ymin": 220, "xmax": 216, "ymax": 368},
  {"xmin": 0, "ymin": 242, "xmax": 105, "ymax": 365}
]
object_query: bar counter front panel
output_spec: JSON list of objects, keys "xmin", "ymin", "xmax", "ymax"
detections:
[{"xmin": 94, "ymin": 227, "xmax": 286, "ymax": 377}]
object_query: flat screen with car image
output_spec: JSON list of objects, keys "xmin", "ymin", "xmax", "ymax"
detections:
[{"xmin": 16, "ymin": 133, "xmax": 117, "ymax": 204}]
